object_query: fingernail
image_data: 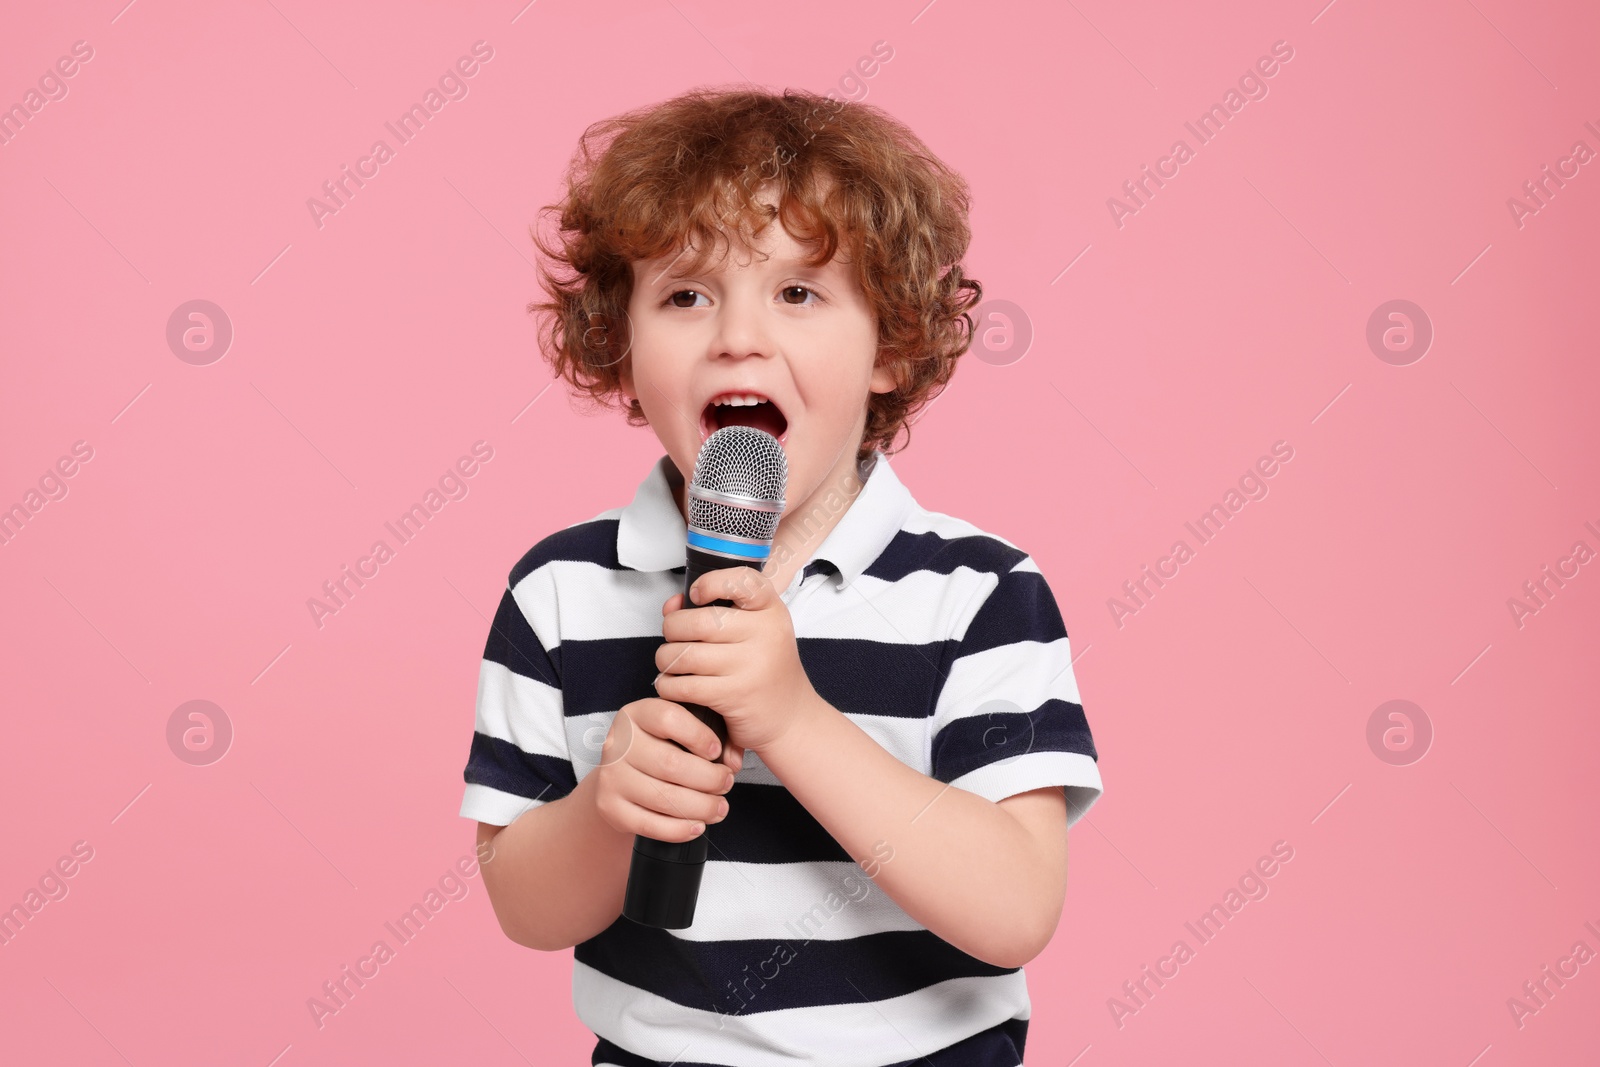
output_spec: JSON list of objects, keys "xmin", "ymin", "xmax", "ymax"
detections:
[
  {"xmin": 691, "ymin": 822, "xmax": 705, "ymax": 835},
  {"xmin": 716, "ymin": 799, "xmax": 729, "ymax": 816}
]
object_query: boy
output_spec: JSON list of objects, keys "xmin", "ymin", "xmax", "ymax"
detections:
[{"xmin": 459, "ymin": 87, "xmax": 1103, "ymax": 1066}]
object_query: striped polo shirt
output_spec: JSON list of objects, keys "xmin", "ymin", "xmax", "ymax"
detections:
[{"xmin": 459, "ymin": 448, "xmax": 1103, "ymax": 1066}]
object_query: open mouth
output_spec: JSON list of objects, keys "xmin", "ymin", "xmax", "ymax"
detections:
[{"xmin": 700, "ymin": 392, "xmax": 789, "ymax": 444}]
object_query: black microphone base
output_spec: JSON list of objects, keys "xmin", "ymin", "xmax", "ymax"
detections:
[
  {"xmin": 623, "ymin": 543, "xmax": 763, "ymax": 929},
  {"xmin": 623, "ymin": 845, "xmax": 707, "ymax": 929}
]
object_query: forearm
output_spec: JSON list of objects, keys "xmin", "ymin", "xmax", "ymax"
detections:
[
  {"xmin": 478, "ymin": 772, "xmax": 632, "ymax": 951},
  {"xmin": 757, "ymin": 693, "xmax": 1060, "ymax": 969}
]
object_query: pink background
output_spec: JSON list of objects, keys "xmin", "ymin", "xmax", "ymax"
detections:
[{"xmin": 2, "ymin": 0, "xmax": 1597, "ymax": 1063}]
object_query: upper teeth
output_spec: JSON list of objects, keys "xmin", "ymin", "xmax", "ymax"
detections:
[{"xmin": 713, "ymin": 395, "xmax": 766, "ymax": 406}]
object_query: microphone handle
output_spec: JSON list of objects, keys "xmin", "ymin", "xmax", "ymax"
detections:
[{"xmin": 621, "ymin": 544, "xmax": 765, "ymax": 928}]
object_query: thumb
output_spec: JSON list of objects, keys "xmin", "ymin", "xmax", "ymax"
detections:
[
  {"xmin": 663, "ymin": 592, "xmax": 685, "ymax": 616},
  {"xmin": 722, "ymin": 741, "xmax": 745, "ymax": 775}
]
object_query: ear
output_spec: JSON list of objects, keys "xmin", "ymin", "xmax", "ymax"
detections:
[{"xmin": 868, "ymin": 353, "xmax": 899, "ymax": 395}]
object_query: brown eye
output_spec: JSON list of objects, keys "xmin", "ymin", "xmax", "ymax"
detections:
[
  {"xmin": 668, "ymin": 290, "xmax": 707, "ymax": 308},
  {"xmin": 781, "ymin": 286, "xmax": 815, "ymax": 305}
]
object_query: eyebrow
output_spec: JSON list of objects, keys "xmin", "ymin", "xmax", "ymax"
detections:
[{"xmin": 650, "ymin": 253, "xmax": 836, "ymax": 283}]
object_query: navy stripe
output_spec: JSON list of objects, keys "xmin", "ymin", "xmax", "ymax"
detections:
[
  {"xmin": 552, "ymin": 635, "xmax": 953, "ymax": 720},
  {"xmin": 462, "ymin": 732, "xmax": 576, "ymax": 806},
  {"xmin": 557, "ymin": 636, "xmax": 665, "ymax": 717},
  {"xmin": 592, "ymin": 1016, "xmax": 1025, "ymax": 1066},
  {"xmin": 867, "ymin": 529, "xmax": 1026, "ymax": 584},
  {"xmin": 576, "ymin": 923, "xmax": 1016, "ymax": 1015},
  {"xmin": 910, "ymin": 1017, "xmax": 1028, "ymax": 1067},
  {"xmin": 956, "ymin": 567, "xmax": 1068, "ymax": 658},
  {"xmin": 802, "ymin": 637, "xmax": 949, "ymax": 719},
  {"xmin": 482, "ymin": 587, "xmax": 560, "ymax": 688},
  {"xmin": 591, "ymin": 1041, "xmax": 726, "ymax": 1067},
  {"xmin": 509, "ymin": 518, "xmax": 621, "ymax": 587},
  {"xmin": 462, "ymin": 769, "xmax": 854, "ymax": 865},
  {"xmin": 931, "ymin": 698, "xmax": 1097, "ymax": 782},
  {"xmin": 702, "ymin": 781, "xmax": 850, "ymax": 864}
]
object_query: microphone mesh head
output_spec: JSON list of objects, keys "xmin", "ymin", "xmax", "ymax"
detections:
[{"xmin": 689, "ymin": 426, "xmax": 788, "ymax": 542}]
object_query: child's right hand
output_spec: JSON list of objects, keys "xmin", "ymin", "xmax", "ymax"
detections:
[{"xmin": 590, "ymin": 697, "xmax": 739, "ymax": 842}]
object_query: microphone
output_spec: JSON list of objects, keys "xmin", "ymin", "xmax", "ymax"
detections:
[{"xmin": 623, "ymin": 425, "xmax": 788, "ymax": 929}]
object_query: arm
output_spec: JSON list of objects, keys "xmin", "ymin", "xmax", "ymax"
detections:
[
  {"xmin": 475, "ymin": 773, "xmax": 635, "ymax": 951},
  {"xmin": 757, "ymin": 693, "xmax": 1068, "ymax": 969},
  {"xmin": 473, "ymin": 703, "xmax": 738, "ymax": 955},
  {"xmin": 653, "ymin": 554, "xmax": 1101, "ymax": 970},
  {"xmin": 467, "ymin": 567, "xmax": 740, "ymax": 952},
  {"xmin": 477, "ymin": 698, "xmax": 737, "ymax": 952},
  {"xmin": 466, "ymin": 566, "xmax": 625, "ymax": 952}
]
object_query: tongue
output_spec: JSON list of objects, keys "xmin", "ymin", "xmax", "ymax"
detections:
[{"xmin": 716, "ymin": 402, "xmax": 786, "ymax": 438}]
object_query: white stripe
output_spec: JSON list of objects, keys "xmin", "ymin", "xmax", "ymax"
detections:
[
  {"xmin": 507, "ymin": 561, "xmax": 562, "ymax": 639},
  {"xmin": 726, "ymin": 747, "xmax": 781, "ymax": 786},
  {"xmin": 557, "ymin": 714, "xmax": 928, "ymax": 792},
  {"xmin": 670, "ymin": 860, "xmax": 924, "ymax": 943},
  {"xmin": 565, "ymin": 710, "xmax": 617, "ymax": 778},
  {"xmin": 514, "ymin": 558, "xmax": 1014, "ymax": 648},
  {"xmin": 951, "ymin": 751, "xmax": 1104, "ymax": 827},
  {"xmin": 458, "ymin": 782, "xmax": 549, "ymax": 825},
  {"xmin": 798, "ymin": 567, "xmax": 997, "ymax": 643},
  {"xmin": 557, "ymin": 712, "xmax": 930, "ymax": 788},
  {"xmin": 574, "ymin": 963, "xmax": 1030, "ymax": 1067},
  {"xmin": 710, "ymin": 712, "xmax": 931, "ymax": 788},
  {"xmin": 822, "ymin": 713, "xmax": 929, "ymax": 776},
  {"xmin": 520, "ymin": 560, "xmax": 679, "ymax": 640},
  {"xmin": 935, "ymin": 636, "xmax": 1083, "ymax": 720},
  {"xmin": 476, "ymin": 659, "xmax": 567, "ymax": 758}
]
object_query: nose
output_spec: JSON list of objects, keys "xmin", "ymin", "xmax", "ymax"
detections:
[{"xmin": 708, "ymin": 283, "xmax": 774, "ymax": 362}]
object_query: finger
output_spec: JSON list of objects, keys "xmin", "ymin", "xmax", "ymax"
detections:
[
  {"xmin": 596, "ymin": 706, "xmax": 638, "ymax": 769},
  {"xmin": 654, "ymin": 640, "xmax": 689, "ymax": 676},
  {"xmin": 723, "ymin": 742, "xmax": 745, "ymax": 776},
  {"xmin": 622, "ymin": 762, "xmax": 730, "ymax": 827},
  {"xmin": 688, "ymin": 565, "xmax": 775, "ymax": 612},
  {"xmin": 634, "ymin": 730, "xmax": 736, "ymax": 795},
  {"xmin": 662, "ymin": 592, "xmax": 685, "ymax": 616},
  {"xmin": 661, "ymin": 601, "xmax": 750, "ymax": 643},
  {"xmin": 653, "ymin": 671, "xmax": 716, "ymax": 711},
  {"xmin": 655, "ymin": 639, "xmax": 737, "ymax": 678},
  {"xmin": 654, "ymin": 641, "xmax": 734, "ymax": 678},
  {"xmin": 607, "ymin": 792, "xmax": 711, "ymax": 843},
  {"xmin": 630, "ymin": 697, "xmax": 723, "ymax": 759}
]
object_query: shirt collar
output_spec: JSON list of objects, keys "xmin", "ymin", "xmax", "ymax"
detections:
[{"xmin": 615, "ymin": 448, "xmax": 914, "ymax": 589}]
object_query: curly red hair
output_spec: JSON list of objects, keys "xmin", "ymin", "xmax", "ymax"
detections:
[{"xmin": 528, "ymin": 85, "xmax": 982, "ymax": 463}]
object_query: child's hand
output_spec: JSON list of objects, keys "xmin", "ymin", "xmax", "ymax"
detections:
[
  {"xmin": 590, "ymin": 696, "xmax": 739, "ymax": 843},
  {"xmin": 654, "ymin": 565, "xmax": 822, "ymax": 755}
]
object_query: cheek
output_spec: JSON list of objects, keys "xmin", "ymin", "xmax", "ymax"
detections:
[
  {"xmin": 799, "ymin": 374, "xmax": 859, "ymax": 424},
  {"xmin": 623, "ymin": 334, "xmax": 682, "ymax": 400}
]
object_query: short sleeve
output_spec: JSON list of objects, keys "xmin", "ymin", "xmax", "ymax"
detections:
[
  {"xmin": 458, "ymin": 564, "xmax": 578, "ymax": 826},
  {"xmin": 929, "ymin": 554, "xmax": 1103, "ymax": 826}
]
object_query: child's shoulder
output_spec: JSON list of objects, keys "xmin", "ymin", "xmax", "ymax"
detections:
[
  {"xmin": 504, "ymin": 504, "xmax": 628, "ymax": 590},
  {"xmin": 890, "ymin": 497, "xmax": 1035, "ymax": 582},
  {"xmin": 891, "ymin": 500, "xmax": 1068, "ymax": 643}
]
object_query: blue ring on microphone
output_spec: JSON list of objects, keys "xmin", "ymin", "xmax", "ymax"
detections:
[{"xmin": 687, "ymin": 530, "xmax": 771, "ymax": 559}]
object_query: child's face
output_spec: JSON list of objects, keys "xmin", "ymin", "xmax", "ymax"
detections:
[{"xmin": 621, "ymin": 191, "xmax": 897, "ymax": 516}]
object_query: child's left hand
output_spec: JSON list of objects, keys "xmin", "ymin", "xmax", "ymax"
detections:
[{"xmin": 654, "ymin": 565, "xmax": 822, "ymax": 758}]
